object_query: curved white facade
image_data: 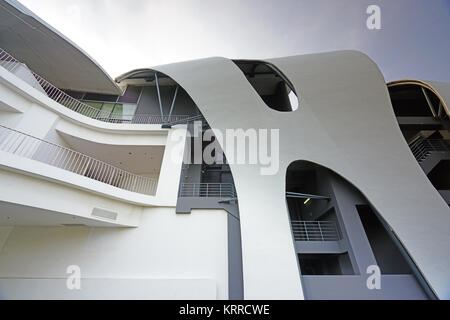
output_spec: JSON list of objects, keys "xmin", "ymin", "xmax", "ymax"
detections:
[{"xmin": 150, "ymin": 52, "xmax": 450, "ymax": 299}]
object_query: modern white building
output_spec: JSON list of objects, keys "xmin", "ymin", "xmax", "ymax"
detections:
[{"xmin": 0, "ymin": 0, "xmax": 449, "ymax": 300}]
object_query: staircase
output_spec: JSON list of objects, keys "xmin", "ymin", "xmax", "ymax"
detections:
[{"xmin": 409, "ymin": 137, "xmax": 450, "ymax": 174}]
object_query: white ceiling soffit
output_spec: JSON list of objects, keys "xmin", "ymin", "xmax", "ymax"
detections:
[
  {"xmin": 57, "ymin": 130, "xmax": 165, "ymax": 175},
  {"xmin": 0, "ymin": 0, "xmax": 121, "ymax": 95}
]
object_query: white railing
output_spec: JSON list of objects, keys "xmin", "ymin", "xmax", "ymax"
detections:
[
  {"xmin": 291, "ymin": 220, "xmax": 341, "ymax": 241},
  {"xmin": 0, "ymin": 125, "xmax": 158, "ymax": 195},
  {"xmin": 0, "ymin": 48, "xmax": 20, "ymax": 73},
  {"xmin": 0, "ymin": 48, "xmax": 189, "ymax": 125},
  {"xmin": 179, "ymin": 183, "xmax": 236, "ymax": 198}
]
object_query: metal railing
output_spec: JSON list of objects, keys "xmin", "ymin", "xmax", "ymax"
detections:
[
  {"xmin": 161, "ymin": 114, "xmax": 205, "ymax": 128},
  {"xmin": 291, "ymin": 220, "xmax": 341, "ymax": 241},
  {"xmin": 179, "ymin": 183, "xmax": 236, "ymax": 198},
  {"xmin": 409, "ymin": 138, "xmax": 450, "ymax": 162},
  {"xmin": 0, "ymin": 48, "xmax": 189, "ymax": 125},
  {"xmin": 0, "ymin": 125, "xmax": 158, "ymax": 195},
  {"xmin": 0, "ymin": 48, "xmax": 20, "ymax": 73}
]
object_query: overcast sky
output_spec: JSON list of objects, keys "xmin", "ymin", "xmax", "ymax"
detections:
[{"xmin": 20, "ymin": 0, "xmax": 450, "ymax": 82}]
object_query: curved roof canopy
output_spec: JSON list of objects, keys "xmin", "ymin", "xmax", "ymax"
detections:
[
  {"xmin": 115, "ymin": 68, "xmax": 177, "ymax": 87},
  {"xmin": 388, "ymin": 79, "xmax": 450, "ymax": 117},
  {"xmin": 0, "ymin": 0, "xmax": 121, "ymax": 94}
]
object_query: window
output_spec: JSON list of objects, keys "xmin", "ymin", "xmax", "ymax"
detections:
[{"xmin": 66, "ymin": 86, "xmax": 142, "ymax": 121}]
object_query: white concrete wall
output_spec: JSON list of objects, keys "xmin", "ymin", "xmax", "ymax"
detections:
[
  {"xmin": 0, "ymin": 208, "xmax": 229, "ymax": 299},
  {"xmin": 0, "ymin": 166, "xmax": 143, "ymax": 227},
  {"xmin": 10, "ymin": 63, "xmax": 47, "ymax": 95}
]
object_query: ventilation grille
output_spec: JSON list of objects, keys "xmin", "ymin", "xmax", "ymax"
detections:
[{"xmin": 91, "ymin": 208, "xmax": 118, "ymax": 221}]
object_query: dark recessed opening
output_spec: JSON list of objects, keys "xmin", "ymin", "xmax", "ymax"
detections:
[
  {"xmin": 428, "ymin": 160, "xmax": 450, "ymax": 190},
  {"xmin": 357, "ymin": 205, "xmax": 412, "ymax": 275},
  {"xmin": 388, "ymin": 85, "xmax": 434, "ymax": 117},
  {"xmin": 298, "ymin": 253, "xmax": 354, "ymax": 275},
  {"xmin": 233, "ymin": 60, "xmax": 298, "ymax": 112}
]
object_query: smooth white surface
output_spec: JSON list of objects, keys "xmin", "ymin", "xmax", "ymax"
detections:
[
  {"xmin": 0, "ymin": 278, "xmax": 217, "ymax": 300},
  {"xmin": 0, "ymin": 162, "xmax": 143, "ymax": 227},
  {"xmin": 0, "ymin": 209, "xmax": 229, "ymax": 299},
  {"xmin": 57, "ymin": 130, "xmax": 165, "ymax": 176}
]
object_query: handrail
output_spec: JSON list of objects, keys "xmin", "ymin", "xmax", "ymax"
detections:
[
  {"xmin": 0, "ymin": 125, "xmax": 158, "ymax": 195},
  {"xmin": 179, "ymin": 183, "xmax": 236, "ymax": 198},
  {"xmin": 161, "ymin": 114, "xmax": 205, "ymax": 128},
  {"xmin": 291, "ymin": 220, "xmax": 341, "ymax": 241},
  {"xmin": 409, "ymin": 137, "xmax": 450, "ymax": 162},
  {"xmin": 0, "ymin": 48, "xmax": 189, "ymax": 125},
  {"xmin": 0, "ymin": 48, "xmax": 20, "ymax": 73}
]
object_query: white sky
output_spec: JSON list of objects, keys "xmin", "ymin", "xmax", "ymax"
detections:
[{"xmin": 19, "ymin": 0, "xmax": 450, "ymax": 82}]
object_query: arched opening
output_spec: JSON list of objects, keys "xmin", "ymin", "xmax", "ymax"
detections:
[
  {"xmin": 233, "ymin": 60, "xmax": 299, "ymax": 112},
  {"xmin": 388, "ymin": 81, "xmax": 450, "ymax": 205},
  {"xmin": 286, "ymin": 160, "xmax": 431, "ymax": 299},
  {"xmin": 388, "ymin": 81, "xmax": 449, "ymax": 142}
]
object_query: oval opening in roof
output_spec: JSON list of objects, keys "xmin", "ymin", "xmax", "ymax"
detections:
[{"xmin": 233, "ymin": 60, "xmax": 299, "ymax": 112}]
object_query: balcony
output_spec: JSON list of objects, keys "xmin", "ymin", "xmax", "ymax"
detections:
[
  {"xmin": 291, "ymin": 220, "xmax": 341, "ymax": 241},
  {"xmin": 0, "ymin": 125, "xmax": 157, "ymax": 195},
  {"xmin": 178, "ymin": 183, "xmax": 236, "ymax": 198},
  {"xmin": 1, "ymin": 48, "xmax": 189, "ymax": 125},
  {"xmin": 291, "ymin": 220, "xmax": 346, "ymax": 254}
]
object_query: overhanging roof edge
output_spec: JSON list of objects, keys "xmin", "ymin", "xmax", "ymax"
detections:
[{"xmin": 2, "ymin": 0, "xmax": 121, "ymax": 95}]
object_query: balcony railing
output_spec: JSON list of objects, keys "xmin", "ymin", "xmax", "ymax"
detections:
[
  {"xmin": 409, "ymin": 138, "xmax": 450, "ymax": 162},
  {"xmin": 291, "ymin": 220, "xmax": 341, "ymax": 241},
  {"xmin": 0, "ymin": 48, "xmax": 189, "ymax": 125},
  {"xmin": 0, "ymin": 125, "xmax": 157, "ymax": 195},
  {"xmin": 179, "ymin": 183, "xmax": 236, "ymax": 198},
  {"xmin": 0, "ymin": 48, "xmax": 20, "ymax": 73}
]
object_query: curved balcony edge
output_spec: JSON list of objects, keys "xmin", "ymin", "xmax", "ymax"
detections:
[
  {"xmin": 0, "ymin": 66, "xmax": 186, "ymax": 135},
  {"xmin": 0, "ymin": 150, "xmax": 164, "ymax": 207}
]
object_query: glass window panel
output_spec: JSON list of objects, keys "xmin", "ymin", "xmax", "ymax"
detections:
[
  {"xmin": 77, "ymin": 101, "xmax": 102, "ymax": 117},
  {"xmin": 113, "ymin": 103, "xmax": 123, "ymax": 115},
  {"xmin": 122, "ymin": 103, "xmax": 137, "ymax": 116},
  {"xmin": 99, "ymin": 103, "xmax": 115, "ymax": 119},
  {"xmin": 83, "ymin": 101, "xmax": 103, "ymax": 110},
  {"xmin": 111, "ymin": 104, "xmax": 137, "ymax": 121},
  {"xmin": 110, "ymin": 103, "xmax": 123, "ymax": 120},
  {"xmin": 122, "ymin": 104, "xmax": 137, "ymax": 121}
]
